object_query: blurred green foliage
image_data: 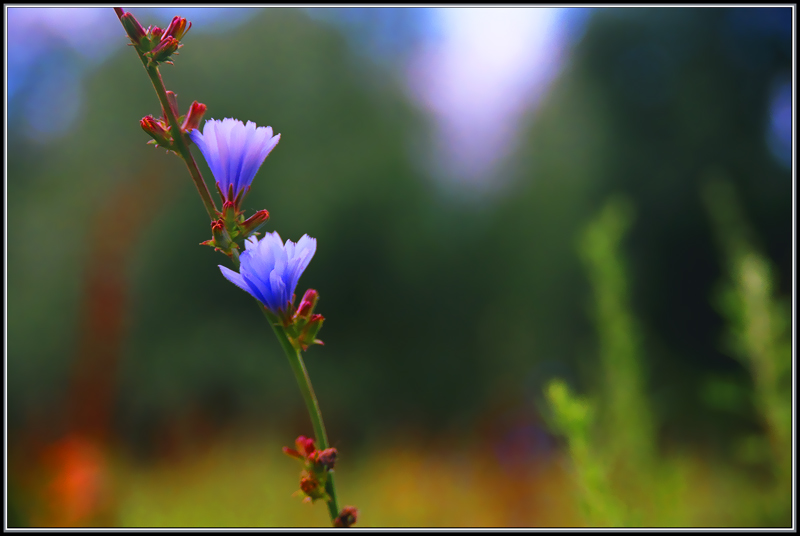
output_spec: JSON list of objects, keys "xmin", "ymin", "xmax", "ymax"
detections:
[
  {"xmin": 577, "ymin": 197, "xmax": 654, "ymax": 468},
  {"xmin": 702, "ymin": 178, "xmax": 792, "ymax": 484},
  {"xmin": 546, "ymin": 196, "xmax": 659, "ymax": 527},
  {"xmin": 6, "ymin": 7, "xmax": 792, "ymax": 527},
  {"xmin": 546, "ymin": 379, "xmax": 625, "ymax": 527},
  {"xmin": 546, "ymin": 189, "xmax": 791, "ymax": 527}
]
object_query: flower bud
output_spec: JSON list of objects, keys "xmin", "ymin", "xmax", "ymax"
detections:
[
  {"xmin": 299, "ymin": 473, "xmax": 319, "ymax": 495},
  {"xmin": 163, "ymin": 16, "xmax": 191, "ymax": 42},
  {"xmin": 117, "ymin": 10, "xmax": 147, "ymax": 47},
  {"xmin": 295, "ymin": 436, "xmax": 316, "ymax": 458},
  {"xmin": 298, "ymin": 314, "xmax": 324, "ymax": 351},
  {"xmin": 140, "ymin": 115, "xmax": 171, "ymax": 147},
  {"xmin": 222, "ymin": 200, "xmax": 238, "ymax": 228},
  {"xmin": 149, "ymin": 26, "xmax": 164, "ymax": 40},
  {"xmin": 295, "ymin": 289, "xmax": 319, "ymax": 321},
  {"xmin": 203, "ymin": 219, "xmax": 237, "ymax": 256},
  {"xmin": 334, "ymin": 506, "xmax": 358, "ymax": 528},
  {"xmin": 238, "ymin": 209, "xmax": 270, "ymax": 238},
  {"xmin": 181, "ymin": 101, "xmax": 206, "ymax": 133},
  {"xmin": 316, "ymin": 448, "xmax": 337, "ymax": 471},
  {"xmin": 297, "ymin": 469, "xmax": 330, "ymax": 503},
  {"xmin": 148, "ymin": 35, "xmax": 180, "ymax": 65}
]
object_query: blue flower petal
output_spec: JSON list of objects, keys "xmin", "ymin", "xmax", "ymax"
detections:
[
  {"xmin": 286, "ymin": 235, "xmax": 316, "ymax": 296},
  {"xmin": 192, "ymin": 118, "xmax": 280, "ymax": 202},
  {"xmin": 218, "ymin": 232, "xmax": 316, "ymax": 315},
  {"xmin": 219, "ymin": 265, "xmax": 259, "ymax": 300},
  {"xmin": 269, "ymin": 269, "xmax": 288, "ymax": 312}
]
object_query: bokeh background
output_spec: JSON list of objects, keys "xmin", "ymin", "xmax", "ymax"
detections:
[{"xmin": 5, "ymin": 6, "xmax": 793, "ymax": 528}]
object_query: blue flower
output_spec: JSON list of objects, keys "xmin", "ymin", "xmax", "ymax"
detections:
[
  {"xmin": 219, "ymin": 231, "xmax": 316, "ymax": 315},
  {"xmin": 189, "ymin": 118, "xmax": 280, "ymax": 204}
]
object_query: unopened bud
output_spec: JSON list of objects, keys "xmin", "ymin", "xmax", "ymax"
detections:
[
  {"xmin": 239, "ymin": 209, "xmax": 270, "ymax": 238},
  {"xmin": 299, "ymin": 314, "xmax": 324, "ymax": 351},
  {"xmin": 141, "ymin": 115, "xmax": 171, "ymax": 146},
  {"xmin": 163, "ymin": 16, "xmax": 191, "ymax": 42},
  {"xmin": 297, "ymin": 469, "xmax": 331, "ymax": 503},
  {"xmin": 149, "ymin": 26, "xmax": 164, "ymax": 40},
  {"xmin": 118, "ymin": 10, "xmax": 147, "ymax": 47},
  {"xmin": 295, "ymin": 289, "xmax": 319, "ymax": 321},
  {"xmin": 316, "ymin": 448, "xmax": 337, "ymax": 471},
  {"xmin": 299, "ymin": 474, "xmax": 319, "ymax": 495},
  {"xmin": 222, "ymin": 201, "xmax": 237, "ymax": 228},
  {"xmin": 181, "ymin": 101, "xmax": 206, "ymax": 133},
  {"xmin": 206, "ymin": 219, "xmax": 236, "ymax": 256},
  {"xmin": 295, "ymin": 436, "xmax": 316, "ymax": 458},
  {"xmin": 334, "ymin": 506, "xmax": 358, "ymax": 528},
  {"xmin": 149, "ymin": 35, "xmax": 180, "ymax": 65}
]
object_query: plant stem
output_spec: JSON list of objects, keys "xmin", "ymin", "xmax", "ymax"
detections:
[
  {"xmin": 261, "ymin": 306, "xmax": 341, "ymax": 524},
  {"xmin": 144, "ymin": 65, "xmax": 219, "ymax": 222},
  {"xmin": 124, "ymin": 35, "xmax": 219, "ymax": 222}
]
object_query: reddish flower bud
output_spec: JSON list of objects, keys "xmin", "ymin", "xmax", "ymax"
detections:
[
  {"xmin": 295, "ymin": 436, "xmax": 316, "ymax": 458},
  {"xmin": 222, "ymin": 200, "xmax": 237, "ymax": 228},
  {"xmin": 118, "ymin": 10, "xmax": 147, "ymax": 46},
  {"xmin": 316, "ymin": 448, "xmax": 337, "ymax": 470},
  {"xmin": 296, "ymin": 469, "xmax": 330, "ymax": 503},
  {"xmin": 206, "ymin": 218, "xmax": 236, "ymax": 256},
  {"xmin": 140, "ymin": 115, "xmax": 171, "ymax": 146},
  {"xmin": 299, "ymin": 474, "xmax": 319, "ymax": 495},
  {"xmin": 239, "ymin": 209, "xmax": 270, "ymax": 238},
  {"xmin": 334, "ymin": 506, "xmax": 358, "ymax": 528},
  {"xmin": 295, "ymin": 289, "xmax": 319, "ymax": 321},
  {"xmin": 181, "ymin": 101, "xmax": 206, "ymax": 133},
  {"xmin": 140, "ymin": 115, "xmax": 166, "ymax": 136},
  {"xmin": 163, "ymin": 16, "xmax": 191, "ymax": 42},
  {"xmin": 149, "ymin": 36, "xmax": 180, "ymax": 64},
  {"xmin": 149, "ymin": 26, "xmax": 164, "ymax": 40}
]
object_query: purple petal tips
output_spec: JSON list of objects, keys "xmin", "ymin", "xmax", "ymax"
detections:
[
  {"xmin": 190, "ymin": 118, "xmax": 280, "ymax": 205},
  {"xmin": 219, "ymin": 231, "xmax": 316, "ymax": 316}
]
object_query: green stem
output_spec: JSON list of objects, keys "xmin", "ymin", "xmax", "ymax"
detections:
[
  {"xmin": 260, "ymin": 306, "xmax": 341, "ymax": 524},
  {"xmin": 145, "ymin": 64, "xmax": 219, "ymax": 222},
  {"xmin": 127, "ymin": 40, "xmax": 219, "ymax": 222}
]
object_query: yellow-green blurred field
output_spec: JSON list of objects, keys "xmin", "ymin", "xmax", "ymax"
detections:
[{"xmin": 9, "ymin": 422, "xmax": 790, "ymax": 528}]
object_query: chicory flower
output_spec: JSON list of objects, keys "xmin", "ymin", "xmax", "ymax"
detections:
[
  {"xmin": 189, "ymin": 118, "xmax": 280, "ymax": 205},
  {"xmin": 219, "ymin": 232, "xmax": 316, "ymax": 316}
]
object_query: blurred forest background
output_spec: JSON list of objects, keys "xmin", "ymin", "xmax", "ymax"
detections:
[{"xmin": 6, "ymin": 6, "xmax": 793, "ymax": 528}]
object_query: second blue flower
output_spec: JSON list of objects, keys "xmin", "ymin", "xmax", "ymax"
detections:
[{"xmin": 219, "ymin": 231, "xmax": 316, "ymax": 316}]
